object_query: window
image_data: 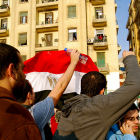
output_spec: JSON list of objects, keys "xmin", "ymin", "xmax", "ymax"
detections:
[
  {"xmin": 68, "ymin": 29, "xmax": 77, "ymax": 41},
  {"xmin": 94, "ymin": 29, "xmax": 106, "ymax": 42},
  {"xmin": 3, "ymin": 0, "xmax": 8, "ymax": 5},
  {"xmin": 95, "ymin": 7, "xmax": 103, "ymax": 19},
  {"xmin": 1, "ymin": 18, "xmax": 7, "ymax": 29},
  {"xmin": 45, "ymin": 34, "xmax": 53, "ymax": 46},
  {"xmin": 20, "ymin": 0, "xmax": 28, "ymax": 2},
  {"xmin": 18, "ymin": 33, "xmax": 27, "ymax": 46},
  {"xmin": 96, "ymin": 29, "xmax": 104, "ymax": 36},
  {"xmin": 68, "ymin": 6, "xmax": 76, "ymax": 18},
  {"xmin": 20, "ymin": 12, "xmax": 28, "ymax": 24},
  {"xmin": 97, "ymin": 52, "xmax": 105, "ymax": 67},
  {"xmin": 45, "ymin": 12, "xmax": 53, "ymax": 24}
]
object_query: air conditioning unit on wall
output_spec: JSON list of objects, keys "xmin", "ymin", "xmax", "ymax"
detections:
[{"xmin": 87, "ymin": 38, "xmax": 94, "ymax": 44}]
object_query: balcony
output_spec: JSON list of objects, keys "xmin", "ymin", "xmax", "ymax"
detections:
[
  {"xmin": 0, "ymin": 27, "xmax": 9, "ymax": 37},
  {"xmin": 35, "ymin": 44, "xmax": 58, "ymax": 51},
  {"xmin": 36, "ymin": 0, "xmax": 58, "ymax": 12},
  {"xmin": 0, "ymin": 4, "xmax": 10, "ymax": 17},
  {"xmin": 98, "ymin": 63, "xmax": 109, "ymax": 74},
  {"xmin": 90, "ymin": 0, "xmax": 105, "ymax": 5},
  {"xmin": 93, "ymin": 35, "xmax": 108, "ymax": 50},
  {"xmin": 93, "ymin": 15, "xmax": 107, "ymax": 27},
  {"xmin": 36, "ymin": 20, "xmax": 58, "ymax": 33}
]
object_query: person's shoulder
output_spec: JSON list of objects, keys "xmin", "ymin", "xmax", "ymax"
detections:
[
  {"xmin": 0, "ymin": 100, "xmax": 41, "ymax": 140},
  {"xmin": 106, "ymin": 124, "xmax": 121, "ymax": 140},
  {"xmin": 6, "ymin": 123, "xmax": 41, "ymax": 140}
]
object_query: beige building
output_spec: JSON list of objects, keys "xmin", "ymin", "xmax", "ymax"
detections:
[
  {"xmin": 127, "ymin": 0, "xmax": 140, "ymax": 65},
  {"xmin": 0, "ymin": 0, "xmax": 120, "ymax": 92}
]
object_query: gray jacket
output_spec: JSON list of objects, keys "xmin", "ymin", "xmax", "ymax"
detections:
[{"xmin": 57, "ymin": 55, "xmax": 140, "ymax": 140}]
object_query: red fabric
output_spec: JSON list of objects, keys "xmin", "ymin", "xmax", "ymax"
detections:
[
  {"xmin": 23, "ymin": 50, "xmax": 98, "ymax": 74},
  {"xmin": 50, "ymin": 115, "xmax": 58, "ymax": 135}
]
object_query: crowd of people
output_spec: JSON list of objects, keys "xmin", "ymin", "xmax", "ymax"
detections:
[{"xmin": 0, "ymin": 43, "xmax": 139, "ymax": 140}]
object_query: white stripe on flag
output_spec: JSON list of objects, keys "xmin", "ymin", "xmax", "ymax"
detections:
[{"xmin": 26, "ymin": 71, "xmax": 86, "ymax": 94}]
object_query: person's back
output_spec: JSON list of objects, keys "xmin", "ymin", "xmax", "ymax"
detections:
[
  {"xmin": 0, "ymin": 43, "xmax": 41, "ymax": 140},
  {"xmin": 54, "ymin": 51, "xmax": 140, "ymax": 140},
  {"xmin": 54, "ymin": 94, "xmax": 111, "ymax": 140},
  {"xmin": 0, "ymin": 87, "xmax": 41, "ymax": 140}
]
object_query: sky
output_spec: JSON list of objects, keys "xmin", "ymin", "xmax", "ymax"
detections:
[{"xmin": 116, "ymin": 0, "xmax": 131, "ymax": 58}]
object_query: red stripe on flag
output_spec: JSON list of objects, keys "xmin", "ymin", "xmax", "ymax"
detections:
[{"xmin": 23, "ymin": 50, "xmax": 98, "ymax": 74}]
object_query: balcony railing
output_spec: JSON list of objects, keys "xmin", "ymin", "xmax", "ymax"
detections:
[
  {"xmin": 0, "ymin": 26, "xmax": 9, "ymax": 37},
  {"xmin": 35, "ymin": 43, "xmax": 58, "ymax": 51},
  {"xmin": 0, "ymin": 4, "xmax": 10, "ymax": 17},
  {"xmin": 93, "ymin": 35, "xmax": 108, "ymax": 50},
  {"xmin": 41, "ymin": 0, "xmax": 58, "ymax": 3},
  {"xmin": 0, "ymin": 26, "xmax": 7, "ymax": 30},
  {"xmin": 39, "ymin": 19, "xmax": 58, "ymax": 25},
  {"xmin": 36, "ymin": 0, "xmax": 58, "ymax": 11},
  {"xmin": 94, "ymin": 35, "xmax": 107, "ymax": 43},
  {"xmin": 93, "ymin": 15, "xmax": 107, "ymax": 27},
  {"xmin": 36, "ymin": 19, "xmax": 58, "ymax": 32},
  {"xmin": 0, "ymin": 4, "xmax": 9, "ymax": 9},
  {"xmin": 90, "ymin": 0, "xmax": 105, "ymax": 5},
  {"xmin": 35, "ymin": 44, "xmax": 42, "ymax": 48}
]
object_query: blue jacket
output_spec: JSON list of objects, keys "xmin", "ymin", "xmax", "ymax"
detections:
[
  {"xmin": 29, "ymin": 97, "xmax": 54, "ymax": 140},
  {"xmin": 106, "ymin": 124, "xmax": 137, "ymax": 140}
]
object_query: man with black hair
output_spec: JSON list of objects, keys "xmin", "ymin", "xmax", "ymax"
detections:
[
  {"xmin": 54, "ymin": 51, "xmax": 140, "ymax": 140},
  {"xmin": 0, "ymin": 43, "xmax": 41, "ymax": 140}
]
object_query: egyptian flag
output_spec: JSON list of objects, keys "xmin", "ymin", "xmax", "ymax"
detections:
[{"xmin": 23, "ymin": 50, "xmax": 98, "ymax": 108}]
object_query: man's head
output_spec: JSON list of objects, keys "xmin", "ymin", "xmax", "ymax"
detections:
[
  {"xmin": 120, "ymin": 104, "xmax": 139, "ymax": 133},
  {"xmin": 81, "ymin": 71, "xmax": 107, "ymax": 97},
  {"xmin": 0, "ymin": 43, "xmax": 25, "ymax": 96},
  {"xmin": 14, "ymin": 79, "xmax": 35, "ymax": 106},
  {"xmin": 13, "ymin": 79, "xmax": 35, "ymax": 105},
  {"xmin": 0, "ymin": 43, "xmax": 21, "ymax": 79}
]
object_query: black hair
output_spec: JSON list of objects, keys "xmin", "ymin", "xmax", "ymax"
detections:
[
  {"xmin": 120, "ymin": 103, "xmax": 139, "ymax": 123},
  {"xmin": 0, "ymin": 43, "xmax": 20, "ymax": 79},
  {"xmin": 13, "ymin": 79, "xmax": 33, "ymax": 103},
  {"xmin": 81, "ymin": 71, "xmax": 107, "ymax": 97}
]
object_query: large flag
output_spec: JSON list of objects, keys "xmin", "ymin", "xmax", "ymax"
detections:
[{"xmin": 23, "ymin": 50, "xmax": 98, "ymax": 94}]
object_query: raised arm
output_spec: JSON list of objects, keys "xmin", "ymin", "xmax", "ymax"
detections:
[
  {"xmin": 97, "ymin": 51, "xmax": 140, "ymax": 124},
  {"xmin": 48, "ymin": 49, "xmax": 80, "ymax": 106}
]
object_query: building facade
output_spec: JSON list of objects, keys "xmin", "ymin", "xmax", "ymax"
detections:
[
  {"xmin": 127, "ymin": 0, "xmax": 140, "ymax": 65},
  {"xmin": 0, "ymin": 0, "xmax": 120, "ymax": 92}
]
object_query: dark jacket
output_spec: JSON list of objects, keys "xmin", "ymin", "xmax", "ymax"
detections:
[
  {"xmin": 0, "ymin": 87, "xmax": 42, "ymax": 140},
  {"xmin": 55, "ymin": 55, "xmax": 140, "ymax": 140}
]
